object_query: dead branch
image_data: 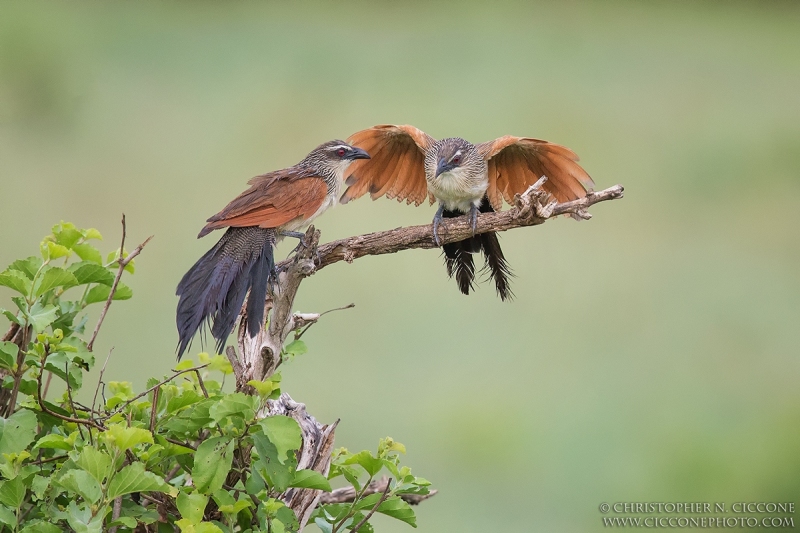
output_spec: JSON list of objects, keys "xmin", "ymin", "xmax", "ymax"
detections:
[{"xmin": 300, "ymin": 183, "xmax": 624, "ymax": 272}]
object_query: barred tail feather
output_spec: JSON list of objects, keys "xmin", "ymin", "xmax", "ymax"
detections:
[
  {"xmin": 441, "ymin": 208, "xmax": 480, "ymax": 295},
  {"xmin": 478, "ymin": 199, "xmax": 514, "ymax": 301},
  {"xmin": 480, "ymin": 231, "xmax": 514, "ymax": 301},
  {"xmin": 176, "ymin": 227, "xmax": 275, "ymax": 359},
  {"xmin": 443, "ymin": 238, "xmax": 478, "ymax": 295}
]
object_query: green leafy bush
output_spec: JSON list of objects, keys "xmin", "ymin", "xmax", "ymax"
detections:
[{"xmin": 0, "ymin": 222, "xmax": 432, "ymax": 532}]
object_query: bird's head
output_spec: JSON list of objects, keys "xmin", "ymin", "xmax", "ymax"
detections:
[
  {"xmin": 435, "ymin": 138, "xmax": 473, "ymax": 177},
  {"xmin": 314, "ymin": 140, "xmax": 371, "ymax": 164}
]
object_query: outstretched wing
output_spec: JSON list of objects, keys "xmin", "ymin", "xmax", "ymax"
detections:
[
  {"xmin": 198, "ymin": 170, "xmax": 328, "ymax": 237},
  {"xmin": 476, "ymin": 136, "xmax": 594, "ymax": 211},
  {"xmin": 341, "ymin": 124, "xmax": 435, "ymax": 206}
]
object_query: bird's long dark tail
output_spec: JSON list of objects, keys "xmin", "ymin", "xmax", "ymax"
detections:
[
  {"xmin": 176, "ymin": 227, "xmax": 275, "ymax": 359},
  {"xmin": 442, "ymin": 199, "xmax": 514, "ymax": 300}
]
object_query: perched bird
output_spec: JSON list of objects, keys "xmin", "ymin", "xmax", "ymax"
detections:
[
  {"xmin": 341, "ymin": 125, "xmax": 594, "ymax": 300},
  {"xmin": 176, "ymin": 140, "xmax": 370, "ymax": 358}
]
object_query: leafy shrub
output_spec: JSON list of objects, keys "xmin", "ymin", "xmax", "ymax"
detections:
[{"xmin": 0, "ymin": 222, "xmax": 432, "ymax": 532}]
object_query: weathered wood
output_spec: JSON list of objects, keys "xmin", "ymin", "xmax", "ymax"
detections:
[{"xmin": 267, "ymin": 394, "xmax": 338, "ymax": 531}]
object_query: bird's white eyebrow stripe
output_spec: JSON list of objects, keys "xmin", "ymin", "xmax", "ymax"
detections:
[{"xmin": 330, "ymin": 145, "xmax": 349, "ymax": 151}]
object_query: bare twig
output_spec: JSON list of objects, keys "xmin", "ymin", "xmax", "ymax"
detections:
[
  {"xmin": 87, "ymin": 215, "xmax": 153, "ymax": 351},
  {"xmin": 150, "ymin": 386, "xmax": 160, "ymax": 433},
  {"xmin": 295, "ymin": 303, "xmax": 355, "ymax": 341},
  {"xmin": 164, "ymin": 437, "xmax": 196, "ymax": 451},
  {"xmin": 109, "ymin": 496, "xmax": 123, "ymax": 533},
  {"xmin": 92, "ymin": 348, "xmax": 114, "ymax": 416},
  {"xmin": 194, "ymin": 369, "xmax": 209, "ymax": 398},
  {"xmin": 64, "ymin": 361, "xmax": 87, "ymax": 441},
  {"xmin": 352, "ymin": 479, "xmax": 392, "ymax": 533},
  {"xmin": 4, "ymin": 325, "xmax": 31, "ymax": 417},
  {"xmin": 41, "ymin": 372, "xmax": 53, "ymax": 401}
]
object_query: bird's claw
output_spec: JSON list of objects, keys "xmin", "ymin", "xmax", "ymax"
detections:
[
  {"xmin": 469, "ymin": 204, "xmax": 479, "ymax": 236},
  {"xmin": 432, "ymin": 204, "xmax": 445, "ymax": 246}
]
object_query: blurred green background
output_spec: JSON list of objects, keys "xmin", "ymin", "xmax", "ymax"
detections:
[{"xmin": 2, "ymin": 1, "xmax": 800, "ymax": 531}]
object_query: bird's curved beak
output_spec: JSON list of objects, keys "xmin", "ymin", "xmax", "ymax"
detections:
[
  {"xmin": 435, "ymin": 159, "xmax": 451, "ymax": 178},
  {"xmin": 347, "ymin": 147, "xmax": 371, "ymax": 160}
]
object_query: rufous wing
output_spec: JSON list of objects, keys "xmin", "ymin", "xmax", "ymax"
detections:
[
  {"xmin": 477, "ymin": 136, "xmax": 594, "ymax": 211},
  {"xmin": 199, "ymin": 173, "xmax": 328, "ymax": 237},
  {"xmin": 341, "ymin": 124, "xmax": 434, "ymax": 206}
]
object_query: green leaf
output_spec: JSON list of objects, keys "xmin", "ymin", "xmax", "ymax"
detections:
[
  {"xmin": 84, "ymin": 228, "xmax": 103, "ymax": 241},
  {"xmin": 57, "ymin": 469, "xmax": 102, "ymax": 504},
  {"xmin": 258, "ymin": 416, "xmax": 302, "ymax": 465},
  {"xmin": 0, "ymin": 477, "xmax": 25, "ymax": 508},
  {"xmin": 27, "ymin": 302, "xmax": 59, "ymax": 332},
  {"xmin": 72, "ymin": 243, "xmax": 103, "ymax": 265},
  {"xmin": 107, "ymin": 462, "xmax": 171, "ymax": 500},
  {"xmin": 30, "ymin": 475, "xmax": 50, "ymax": 500},
  {"xmin": 9, "ymin": 257, "xmax": 42, "ymax": 280},
  {"xmin": 176, "ymin": 520, "xmax": 224, "ymax": 533},
  {"xmin": 289, "ymin": 470, "xmax": 331, "ymax": 491},
  {"xmin": 33, "ymin": 433, "xmax": 72, "ymax": 451},
  {"xmin": 1, "ymin": 309, "xmax": 23, "ymax": 326},
  {"xmin": 247, "ymin": 376, "xmax": 280, "ymax": 398},
  {"xmin": 167, "ymin": 390, "xmax": 204, "ymax": 414},
  {"xmin": 85, "ymin": 283, "xmax": 133, "ymax": 305},
  {"xmin": 252, "ymin": 435, "xmax": 294, "ymax": 492},
  {"xmin": 76, "ymin": 447, "xmax": 112, "ymax": 483},
  {"xmin": 218, "ymin": 499, "xmax": 252, "ymax": 515},
  {"xmin": 377, "ymin": 496, "xmax": 416, "ymax": 526},
  {"xmin": 35, "ymin": 267, "xmax": 78, "ymax": 296},
  {"xmin": 0, "ymin": 409, "xmax": 38, "ymax": 456},
  {"xmin": 343, "ymin": 450, "xmax": 384, "ymax": 478},
  {"xmin": 65, "ymin": 500, "xmax": 105, "ymax": 533},
  {"xmin": 314, "ymin": 517, "xmax": 334, "ymax": 533},
  {"xmin": 209, "ymin": 393, "xmax": 257, "ymax": 424},
  {"xmin": 0, "ymin": 342, "xmax": 18, "ymax": 371},
  {"xmin": 0, "ymin": 504, "xmax": 16, "ymax": 526},
  {"xmin": 20, "ymin": 521, "xmax": 62, "ymax": 533},
  {"xmin": 68, "ymin": 262, "xmax": 115, "ymax": 286},
  {"xmin": 275, "ymin": 505, "xmax": 300, "ymax": 533},
  {"xmin": 44, "ymin": 241, "xmax": 71, "ymax": 260},
  {"xmin": 108, "ymin": 517, "xmax": 137, "ymax": 528},
  {"xmin": 0, "ymin": 270, "xmax": 32, "ymax": 296},
  {"xmin": 211, "ymin": 488, "xmax": 236, "ymax": 508},
  {"xmin": 192, "ymin": 437, "xmax": 234, "ymax": 495},
  {"xmin": 283, "ymin": 340, "xmax": 307, "ymax": 357},
  {"xmin": 55, "ymin": 227, "xmax": 83, "ymax": 249},
  {"xmin": 104, "ymin": 425, "xmax": 154, "ymax": 451},
  {"xmin": 177, "ymin": 491, "xmax": 208, "ymax": 525}
]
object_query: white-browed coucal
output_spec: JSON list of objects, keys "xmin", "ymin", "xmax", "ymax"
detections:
[
  {"xmin": 341, "ymin": 125, "xmax": 594, "ymax": 300},
  {"xmin": 176, "ymin": 140, "xmax": 370, "ymax": 358}
]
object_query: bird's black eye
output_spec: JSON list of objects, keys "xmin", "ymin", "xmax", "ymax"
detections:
[{"xmin": 337, "ymin": 148, "xmax": 346, "ymax": 157}]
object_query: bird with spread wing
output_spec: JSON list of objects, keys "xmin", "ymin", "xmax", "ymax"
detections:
[{"xmin": 341, "ymin": 125, "xmax": 594, "ymax": 300}]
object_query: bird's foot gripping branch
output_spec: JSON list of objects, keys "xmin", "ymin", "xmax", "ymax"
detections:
[{"xmin": 0, "ymin": 220, "xmax": 434, "ymax": 532}]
